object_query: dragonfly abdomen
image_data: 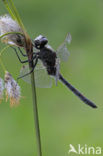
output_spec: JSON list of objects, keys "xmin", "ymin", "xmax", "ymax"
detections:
[{"xmin": 59, "ymin": 74, "xmax": 97, "ymax": 108}]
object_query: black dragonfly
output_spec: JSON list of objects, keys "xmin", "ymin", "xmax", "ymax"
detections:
[{"xmin": 13, "ymin": 33, "xmax": 97, "ymax": 108}]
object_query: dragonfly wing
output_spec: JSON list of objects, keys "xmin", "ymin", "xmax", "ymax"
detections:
[
  {"xmin": 56, "ymin": 33, "xmax": 71, "ymax": 62},
  {"xmin": 57, "ymin": 43, "xmax": 70, "ymax": 62},
  {"xmin": 55, "ymin": 58, "xmax": 60, "ymax": 86},
  {"xmin": 20, "ymin": 60, "xmax": 52, "ymax": 88},
  {"xmin": 65, "ymin": 32, "xmax": 72, "ymax": 44},
  {"xmin": 35, "ymin": 67, "xmax": 52, "ymax": 88},
  {"xmin": 20, "ymin": 65, "xmax": 31, "ymax": 83}
]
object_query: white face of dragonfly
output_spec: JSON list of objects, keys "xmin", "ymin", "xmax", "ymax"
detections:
[{"xmin": 34, "ymin": 35, "xmax": 48, "ymax": 49}]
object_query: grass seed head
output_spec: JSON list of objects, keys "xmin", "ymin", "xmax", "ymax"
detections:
[
  {"xmin": 5, "ymin": 71, "xmax": 21, "ymax": 107},
  {"xmin": 0, "ymin": 14, "xmax": 25, "ymax": 47}
]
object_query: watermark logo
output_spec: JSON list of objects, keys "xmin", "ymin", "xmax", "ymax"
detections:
[{"xmin": 68, "ymin": 144, "xmax": 102, "ymax": 155}]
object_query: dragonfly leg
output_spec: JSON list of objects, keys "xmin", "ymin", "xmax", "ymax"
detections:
[
  {"xmin": 18, "ymin": 48, "xmax": 37, "ymax": 57},
  {"xmin": 18, "ymin": 47, "xmax": 27, "ymax": 57},
  {"xmin": 11, "ymin": 47, "xmax": 29, "ymax": 63},
  {"xmin": 17, "ymin": 57, "xmax": 38, "ymax": 80},
  {"xmin": 11, "ymin": 47, "xmax": 37, "ymax": 64}
]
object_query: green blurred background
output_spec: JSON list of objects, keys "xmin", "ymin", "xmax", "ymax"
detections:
[{"xmin": 0, "ymin": 0, "xmax": 103, "ymax": 155}]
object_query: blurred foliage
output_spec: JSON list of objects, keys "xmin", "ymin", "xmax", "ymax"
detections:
[{"xmin": 0, "ymin": 0, "xmax": 103, "ymax": 156}]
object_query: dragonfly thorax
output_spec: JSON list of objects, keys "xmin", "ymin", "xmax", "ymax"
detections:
[{"xmin": 38, "ymin": 47, "xmax": 57, "ymax": 76}]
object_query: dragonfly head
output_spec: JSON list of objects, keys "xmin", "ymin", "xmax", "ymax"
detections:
[{"xmin": 34, "ymin": 35, "xmax": 48, "ymax": 49}]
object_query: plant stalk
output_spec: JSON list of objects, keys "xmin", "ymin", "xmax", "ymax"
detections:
[{"xmin": 30, "ymin": 70, "xmax": 42, "ymax": 156}]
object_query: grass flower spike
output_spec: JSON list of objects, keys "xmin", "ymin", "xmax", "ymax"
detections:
[
  {"xmin": 0, "ymin": 78, "xmax": 4, "ymax": 102},
  {"xmin": 5, "ymin": 71, "xmax": 21, "ymax": 107},
  {"xmin": 0, "ymin": 15, "xmax": 25, "ymax": 47}
]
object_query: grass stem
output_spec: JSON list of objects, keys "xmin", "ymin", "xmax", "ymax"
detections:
[{"xmin": 30, "ymin": 70, "xmax": 42, "ymax": 156}]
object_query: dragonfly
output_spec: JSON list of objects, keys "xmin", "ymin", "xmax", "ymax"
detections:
[
  {"xmin": 15, "ymin": 33, "xmax": 97, "ymax": 109},
  {"xmin": 1, "ymin": 0, "xmax": 97, "ymax": 109}
]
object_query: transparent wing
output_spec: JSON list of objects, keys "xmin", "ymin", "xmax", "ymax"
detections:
[
  {"xmin": 20, "ymin": 65, "xmax": 30, "ymax": 83},
  {"xmin": 55, "ymin": 58, "xmax": 60, "ymax": 86},
  {"xmin": 65, "ymin": 32, "xmax": 72, "ymax": 44},
  {"xmin": 56, "ymin": 33, "xmax": 71, "ymax": 62},
  {"xmin": 20, "ymin": 60, "xmax": 52, "ymax": 88}
]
